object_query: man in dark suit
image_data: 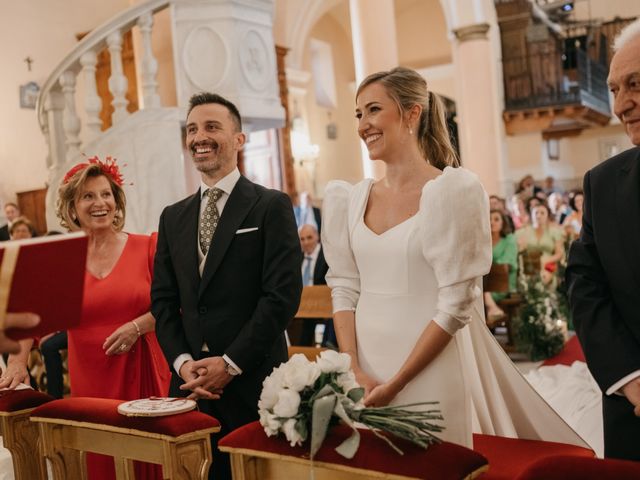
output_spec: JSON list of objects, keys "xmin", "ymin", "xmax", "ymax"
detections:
[
  {"xmin": 300, "ymin": 224, "xmax": 328, "ymax": 287},
  {"xmin": 566, "ymin": 20, "xmax": 640, "ymax": 461},
  {"xmin": 151, "ymin": 93, "xmax": 302, "ymax": 479},
  {"xmin": 0, "ymin": 203, "xmax": 20, "ymax": 241},
  {"xmin": 297, "ymin": 224, "xmax": 334, "ymax": 346}
]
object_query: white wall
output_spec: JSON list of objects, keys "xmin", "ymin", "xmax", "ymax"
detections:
[
  {"xmin": 302, "ymin": 13, "xmax": 363, "ymax": 194},
  {"xmin": 0, "ymin": 0, "xmax": 129, "ymax": 209}
]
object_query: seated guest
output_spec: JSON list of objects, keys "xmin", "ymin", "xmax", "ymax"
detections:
[
  {"xmin": 507, "ymin": 194, "xmax": 529, "ymax": 229},
  {"xmin": 0, "ymin": 202, "xmax": 20, "ymax": 241},
  {"xmin": 543, "ymin": 175, "xmax": 563, "ymax": 195},
  {"xmin": 8, "ymin": 216, "xmax": 34, "ymax": 240},
  {"xmin": 297, "ymin": 224, "xmax": 334, "ymax": 346},
  {"xmin": 547, "ymin": 192, "xmax": 568, "ymax": 224},
  {"xmin": 516, "ymin": 203, "xmax": 565, "ymax": 280},
  {"xmin": 525, "ymin": 196, "xmax": 543, "ymax": 217},
  {"xmin": 294, "ymin": 191, "xmax": 322, "ymax": 234},
  {"xmin": 38, "ymin": 331, "xmax": 68, "ymax": 399},
  {"xmin": 489, "ymin": 195, "xmax": 515, "ymax": 232},
  {"xmin": 0, "ymin": 157, "xmax": 170, "ymax": 480},
  {"xmin": 516, "ymin": 174, "xmax": 543, "ymax": 198},
  {"xmin": 484, "ymin": 210, "xmax": 518, "ymax": 322},
  {"xmin": 562, "ymin": 190, "xmax": 584, "ymax": 239}
]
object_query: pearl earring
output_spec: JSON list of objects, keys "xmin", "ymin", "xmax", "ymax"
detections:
[{"xmin": 409, "ymin": 128, "xmax": 413, "ymax": 135}]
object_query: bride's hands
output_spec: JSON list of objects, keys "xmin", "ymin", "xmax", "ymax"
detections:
[
  {"xmin": 364, "ymin": 382, "xmax": 401, "ymax": 407},
  {"xmin": 353, "ymin": 368, "xmax": 380, "ymax": 398}
]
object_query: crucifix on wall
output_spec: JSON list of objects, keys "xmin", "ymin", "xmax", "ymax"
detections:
[{"xmin": 24, "ymin": 56, "xmax": 34, "ymax": 72}]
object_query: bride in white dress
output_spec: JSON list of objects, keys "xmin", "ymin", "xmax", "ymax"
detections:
[{"xmin": 322, "ymin": 67, "xmax": 591, "ymax": 451}]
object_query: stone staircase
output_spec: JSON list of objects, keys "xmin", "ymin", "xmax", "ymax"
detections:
[{"xmin": 37, "ymin": 0, "xmax": 284, "ymax": 233}]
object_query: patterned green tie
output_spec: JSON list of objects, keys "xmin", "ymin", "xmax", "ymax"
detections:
[{"xmin": 199, "ymin": 187, "xmax": 223, "ymax": 255}]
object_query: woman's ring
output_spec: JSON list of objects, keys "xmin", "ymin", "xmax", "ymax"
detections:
[{"xmin": 120, "ymin": 343, "xmax": 128, "ymax": 351}]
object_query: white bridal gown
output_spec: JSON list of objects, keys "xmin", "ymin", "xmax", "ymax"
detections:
[{"xmin": 322, "ymin": 167, "xmax": 590, "ymax": 450}]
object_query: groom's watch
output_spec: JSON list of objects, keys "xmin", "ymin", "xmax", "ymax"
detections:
[{"xmin": 224, "ymin": 360, "xmax": 240, "ymax": 376}]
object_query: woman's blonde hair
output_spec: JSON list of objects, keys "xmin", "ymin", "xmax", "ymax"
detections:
[
  {"xmin": 355, "ymin": 66, "xmax": 459, "ymax": 170},
  {"xmin": 56, "ymin": 164, "xmax": 126, "ymax": 232}
]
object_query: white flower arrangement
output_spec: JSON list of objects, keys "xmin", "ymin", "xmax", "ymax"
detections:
[{"xmin": 258, "ymin": 350, "xmax": 443, "ymax": 459}]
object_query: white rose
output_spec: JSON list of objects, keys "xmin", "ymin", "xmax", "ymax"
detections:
[
  {"xmin": 259, "ymin": 410, "xmax": 280, "ymax": 436},
  {"xmin": 289, "ymin": 353, "xmax": 311, "ymax": 366},
  {"xmin": 283, "ymin": 360, "xmax": 321, "ymax": 392},
  {"xmin": 273, "ymin": 389, "xmax": 301, "ymax": 418},
  {"xmin": 282, "ymin": 418, "xmax": 303, "ymax": 447},
  {"xmin": 317, "ymin": 349, "xmax": 351, "ymax": 373},
  {"xmin": 336, "ymin": 371, "xmax": 360, "ymax": 393},
  {"xmin": 260, "ymin": 368, "xmax": 286, "ymax": 409}
]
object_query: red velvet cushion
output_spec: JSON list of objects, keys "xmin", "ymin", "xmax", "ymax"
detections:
[
  {"xmin": 30, "ymin": 397, "xmax": 219, "ymax": 438},
  {"xmin": 220, "ymin": 421, "xmax": 488, "ymax": 480},
  {"xmin": 541, "ymin": 335, "xmax": 585, "ymax": 367},
  {"xmin": 515, "ymin": 455, "xmax": 640, "ymax": 480},
  {"xmin": 0, "ymin": 389, "xmax": 53, "ymax": 413},
  {"xmin": 473, "ymin": 434, "xmax": 593, "ymax": 480}
]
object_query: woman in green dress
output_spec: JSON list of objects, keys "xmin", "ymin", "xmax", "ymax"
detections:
[
  {"xmin": 516, "ymin": 203, "xmax": 565, "ymax": 282},
  {"xmin": 484, "ymin": 209, "xmax": 518, "ymax": 321}
]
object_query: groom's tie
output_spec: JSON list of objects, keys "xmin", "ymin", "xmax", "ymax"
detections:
[{"xmin": 199, "ymin": 187, "xmax": 223, "ymax": 256}]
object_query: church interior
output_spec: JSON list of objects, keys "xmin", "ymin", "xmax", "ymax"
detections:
[{"xmin": 2, "ymin": 0, "xmax": 640, "ymax": 478}]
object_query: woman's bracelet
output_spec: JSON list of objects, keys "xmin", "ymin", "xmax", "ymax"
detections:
[{"xmin": 131, "ymin": 319, "xmax": 142, "ymax": 337}]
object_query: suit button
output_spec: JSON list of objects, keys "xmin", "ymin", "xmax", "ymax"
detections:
[{"xmin": 199, "ymin": 306, "xmax": 207, "ymax": 314}]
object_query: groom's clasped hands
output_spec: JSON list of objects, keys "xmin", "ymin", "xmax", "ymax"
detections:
[{"xmin": 179, "ymin": 356, "xmax": 232, "ymax": 400}]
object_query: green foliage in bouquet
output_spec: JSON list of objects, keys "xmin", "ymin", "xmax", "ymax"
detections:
[
  {"xmin": 259, "ymin": 351, "xmax": 444, "ymax": 459},
  {"xmin": 513, "ymin": 254, "xmax": 566, "ymax": 361}
]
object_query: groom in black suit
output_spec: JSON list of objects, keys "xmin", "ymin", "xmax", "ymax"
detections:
[
  {"xmin": 566, "ymin": 21, "xmax": 640, "ymax": 461},
  {"xmin": 151, "ymin": 93, "xmax": 302, "ymax": 479}
]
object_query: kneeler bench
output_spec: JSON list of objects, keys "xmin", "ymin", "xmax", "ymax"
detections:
[
  {"xmin": 219, "ymin": 421, "xmax": 489, "ymax": 480},
  {"xmin": 0, "ymin": 389, "xmax": 54, "ymax": 480},
  {"xmin": 30, "ymin": 397, "xmax": 220, "ymax": 480},
  {"xmin": 515, "ymin": 454, "xmax": 640, "ymax": 480},
  {"xmin": 473, "ymin": 434, "xmax": 594, "ymax": 480}
]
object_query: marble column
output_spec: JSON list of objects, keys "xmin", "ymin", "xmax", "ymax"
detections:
[
  {"xmin": 349, "ymin": 0, "xmax": 399, "ymax": 179},
  {"xmin": 452, "ymin": 23, "xmax": 504, "ymax": 196}
]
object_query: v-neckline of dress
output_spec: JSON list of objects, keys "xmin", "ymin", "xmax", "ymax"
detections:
[
  {"xmin": 87, "ymin": 234, "xmax": 130, "ymax": 281},
  {"xmin": 360, "ymin": 167, "xmax": 451, "ymax": 236}
]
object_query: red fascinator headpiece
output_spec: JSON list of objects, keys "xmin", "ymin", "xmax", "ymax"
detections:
[{"xmin": 62, "ymin": 156, "xmax": 124, "ymax": 186}]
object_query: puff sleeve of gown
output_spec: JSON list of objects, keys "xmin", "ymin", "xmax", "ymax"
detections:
[
  {"xmin": 321, "ymin": 180, "xmax": 361, "ymax": 313},
  {"xmin": 420, "ymin": 167, "xmax": 492, "ymax": 335}
]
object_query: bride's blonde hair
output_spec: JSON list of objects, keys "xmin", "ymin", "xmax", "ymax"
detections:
[{"xmin": 356, "ymin": 67, "xmax": 459, "ymax": 170}]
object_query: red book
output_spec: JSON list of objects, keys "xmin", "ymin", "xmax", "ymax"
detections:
[{"xmin": 0, "ymin": 232, "xmax": 88, "ymax": 340}]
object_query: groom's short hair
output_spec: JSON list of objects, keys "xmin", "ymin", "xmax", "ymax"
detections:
[{"xmin": 187, "ymin": 92, "xmax": 242, "ymax": 132}]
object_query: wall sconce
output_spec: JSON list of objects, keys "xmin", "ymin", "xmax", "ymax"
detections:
[{"xmin": 326, "ymin": 111, "xmax": 337, "ymax": 140}]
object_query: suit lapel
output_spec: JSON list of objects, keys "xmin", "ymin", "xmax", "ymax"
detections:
[
  {"xmin": 616, "ymin": 149, "xmax": 640, "ymax": 288},
  {"xmin": 177, "ymin": 191, "xmax": 201, "ymax": 282},
  {"xmin": 199, "ymin": 176, "xmax": 259, "ymax": 296}
]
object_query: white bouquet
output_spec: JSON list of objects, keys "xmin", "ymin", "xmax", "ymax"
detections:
[{"xmin": 258, "ymin": 350, "xmax": 443, "ymax": 459}]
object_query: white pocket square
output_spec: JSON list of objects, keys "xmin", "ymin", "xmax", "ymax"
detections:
[{"xmin": 236, "ymin": 227, "xmax": 259, "ymax": 234}]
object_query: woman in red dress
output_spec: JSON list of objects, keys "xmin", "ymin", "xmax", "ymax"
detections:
[{"xmin": 1, "ymin": 157, "xmax": 170, "ymax": 479}]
